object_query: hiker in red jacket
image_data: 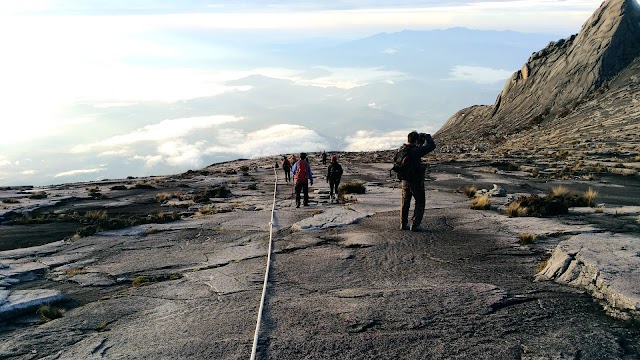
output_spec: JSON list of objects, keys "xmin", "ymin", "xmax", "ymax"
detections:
[{"xmin": 291, "ymin": 152, "xmax": 314, "ymax": 208}]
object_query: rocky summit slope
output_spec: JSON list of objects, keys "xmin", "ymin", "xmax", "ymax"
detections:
[
  {"xmin": 435, "ymin": 0, "xmax": 640, "ymax": 152},
  {"xmin": 1, "ymin": 156, "xmax": 639, "ymax": 359}
]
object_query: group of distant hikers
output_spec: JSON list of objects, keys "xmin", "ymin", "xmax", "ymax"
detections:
[
  {"xmin": 280, "ymin": 151, "xmax": 343, "ymax": 208},
  {"xmin": 278, "ymin": 131, "xmax": 436, "ymax": 231}
]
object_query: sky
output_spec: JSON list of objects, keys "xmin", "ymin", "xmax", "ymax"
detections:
[{"xmin": 0, "ymin": 0, "xmax": 606, "ymax": 186}]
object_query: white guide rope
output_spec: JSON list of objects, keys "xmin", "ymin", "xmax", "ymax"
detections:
[{"xmin": 250, "ymin": 166, "xmax": 278, "ymax": 360}]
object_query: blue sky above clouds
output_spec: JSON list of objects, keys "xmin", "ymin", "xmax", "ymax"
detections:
[{"xmin": 0, "ymin": 0, "xmax": 604, "ymax": 185}]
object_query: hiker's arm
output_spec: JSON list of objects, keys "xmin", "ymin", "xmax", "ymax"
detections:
[
  {"xmin": 417, "ymin": 134, "xmax": 436, "ymax": 157},
  {"xmin": 308, "ymin": 163, "xmax": 314, "ymax": 185}
]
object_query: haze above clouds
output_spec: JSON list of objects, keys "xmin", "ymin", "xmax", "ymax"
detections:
[{"xmin": 0, "ymin": 0, "xmax": 603, "ymax": 185}]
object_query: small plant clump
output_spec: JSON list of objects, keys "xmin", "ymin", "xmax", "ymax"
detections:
[
  {"xmin": 550, "ymin": 185, "xmax": 572, "ymax": 198},
  {"xmin": 536, "ymin": 254, "xmax": 552, "ymax": 273},
  {"xmin": 583, "ymin": 187, "xmax": 598, "ymax": 207},
  {"xmin": 193, "ymin": 186, "xmax": 232, "ymax": 203},
  {"xmin": 155, "ymin": 192, "xmax": 172, "ymax": 203},
  {"xmin": 110, "ymin": 185, "xmax": 128, "ymax": 190},
  {"xmin": 511, "ymin": 185, "xmax": 593, "ymax": 217},
  {"xmin": 470, "ymin": 195, "xmax": 491, "ymax": 210},
  {"xmin": 133, "ymin": 183, "xmax": 156, "ymax": 189},
  {"xmin": 338, "ymin": 182, "xmax": 366, "ymax": 199},
  {"xmin": 29, "ymin": 191, "xmax": 48, "ymax": 199},
  {"xmin": 96, "ymin": 321, "xmax": 108, "ymax": 332},
  {"xmin": 518, "ymin": 233, "xmax": 537, "ymax": 245},
  {"xmin": 132, "ymin": 276, "xmax": 151, "ymax": 287},
  {"xmin": 505, "ymin": 201, "xmax": 529, "ymax": 217},
  {"xmin": 1, "ymin": 198, "xmax": 19, "ymax": 204},
  {"xmin": 37, "ymin": 304, "xmax": 64, "ymax": 322},
  {"xmin": 84, "ymin": 210, "xmax": 108, "ymax": 221},
  {"xmin": 132, "ymin": 273, "xmax": 183, "ymax": 287},
  {"xmin": 74, "ymin": 210, "xmax": 182, "ymax": 237},
  {"xmin": 463, "ymin": 185, "xmax": 478, "ymax": 198}
]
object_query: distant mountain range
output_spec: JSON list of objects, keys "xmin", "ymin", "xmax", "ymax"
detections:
[{"xmin": 435, "ymin": 0, "xmax": 640, "ymax": 152}]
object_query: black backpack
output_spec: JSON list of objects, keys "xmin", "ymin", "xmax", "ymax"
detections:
[
  {"xmin": 329, "ymin": 163, "xmax": 343, "ymax": 181},
  {"xmin": 392, "ymin": 145, "xmax": 422, "ymax": 181}
]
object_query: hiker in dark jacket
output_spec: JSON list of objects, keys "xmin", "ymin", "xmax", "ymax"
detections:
[
  {"xmin": 326, "ymin": 155, "xmax": 343, "ymax": 203},
  {"xmin": 321, "ymin": 151, "xmax": 327, "ymax": 165},
  {"xmin": 281, "ymin": 156, "xmax": 291, "ymax": 183},
  {"xmin": 396, "ymin": 131, "xmax": 436, "ymax": 231},
  {"xmin": 291, "ymin": 152, "xmax": 314, "ymax": 208}
]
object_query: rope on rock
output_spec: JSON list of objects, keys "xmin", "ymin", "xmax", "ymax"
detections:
[{"xmin": 250, "ymin": 165, "xmax": 278, "ymax": 360}]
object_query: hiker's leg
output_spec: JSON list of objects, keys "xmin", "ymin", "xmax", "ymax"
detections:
[
  {"xmin": 334, "ymin": 180, "xmax": 340, "ymax": 202},
  {"xmin": 295, "ymin": 183, "xmax": 302, "ymax": 207},
  {"xmin": 303, "ymin": 181, "xmax": 309, "ymax": 205},
  {"xmin": 401, "ymin": 180, "xmax": 412, "ymax": 226},
  {"xmin": 411, "ymin": 182, "xmax": 426, "ymax": 227}
]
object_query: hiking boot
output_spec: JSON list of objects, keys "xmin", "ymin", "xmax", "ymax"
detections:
[
  {"xmin": 410, "ymin": 225, "xmax": 421, "ymax": 232},
  {"xmin": 400, "ymin": 224, "xmax": 409, "ymax": 231}
]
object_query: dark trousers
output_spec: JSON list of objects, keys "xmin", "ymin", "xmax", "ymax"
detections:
[
  {"xmin": 283, "ymin": 168, "xmax": 291, "ymax": 183},
  {"xmin": 401, "ymin": 180, "xmax": 425, "ymax": 227},
  {"xmin": 295, "ymin": 181, "xmax": 309, "ymax": 207},
  {"xmin": 329, "ymin": 180, "xmax": 340, "ymax": 199}
]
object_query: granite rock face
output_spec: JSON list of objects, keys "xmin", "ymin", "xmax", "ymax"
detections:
[
  {"xmin": 535, "ymin": 233, "xmax": 640, "ymax": 320},
  {"xmin": 436, "ymin": 0, "xmax": 640, "ymax": 150}
]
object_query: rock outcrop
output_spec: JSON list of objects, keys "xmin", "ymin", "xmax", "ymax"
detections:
[
  {"xmin": 435, "ymin": 0, "xmax": 640, "ymax": 150},
  {"xmin": 535, "ymin": 233, "xmax": 640, "ymax": 320}
]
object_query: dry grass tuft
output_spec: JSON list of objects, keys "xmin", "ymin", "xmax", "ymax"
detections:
[
  {"xmin": 505, "ymin": 201, "xmax": 528, "ymax": 217},
  {"xmin": 583, "ymin": 187, "xmax": 598, "ymax": 207},
  {"xmin": 195, "ymin": 204, "xmax": 216, "ymax": 216},
  {"xmin": 463, "ymin": 185, "xmax": 478, "ymax": 198},
  {"xmin": 63, "ymin": 268, "xmax": 87, "ymax": 276},
  {"xmin": 550, "ymin": 185, "xmax": 573, "ymax": 198},
  {"xmin": 594, "ymin": 205, "xmax": 605, "ymax": 213},
  {"xmin": 155, "ymin": 192, "xmax": 172, "ymax": 203},
  {"xmin": 535, "ymin": 258, "xmax": 549, "ymax": 273},
  {"xmin": 518, "ymin": 233, "xmax": 537, "ymax": 245},
  {"xmin": 84, "ymin": 210, "xmax": 107, "ymax": 220},
  {"xmin": 469, "ymin": 195, "xmax": 491, "ymax": 210}
]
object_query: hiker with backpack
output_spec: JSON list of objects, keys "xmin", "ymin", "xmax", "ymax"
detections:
[
  {"xmin": 326, "ymin": 155, "xmax": 343, "ymax": 203},
  {"xmin": 291, "ymin": 152, "xmax": 314, "ymax": 208},
  {"xmin": 281, "ymin": 156, "xmax": 291, "ymax": 183},
  {"xmin": 321, "ymin": 151, "xmax": 327, "ymax": 165},
  {"xmin": 392, "ymin": 131, "xmax": 436, "ymax": 231}
]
